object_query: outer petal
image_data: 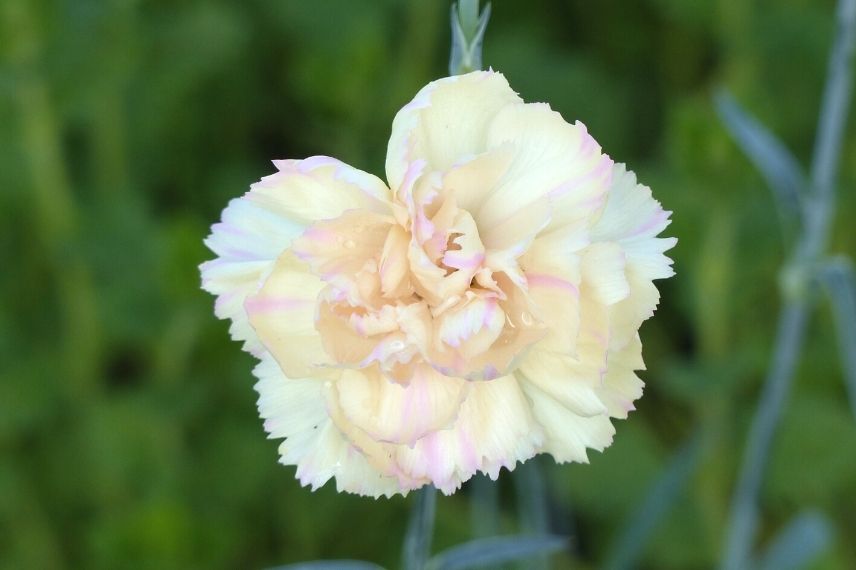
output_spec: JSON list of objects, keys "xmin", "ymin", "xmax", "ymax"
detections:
[
  {"xmin": 520, "ymin": 224, "xmax": 588, "ymax": 354},
  {"xmin": 590, "ymin": 164, "xmax": 676, "ymax": 350},
  {"xmin": 200, "ymin": 198, "xmax": 303, "ymax": 355},
  {"xmin": 519, "ymin": 375, "xmax": 616, "ymax": 464},
  {"xmin": 394, "ymin": 375, "xmax": 544, "ymax": 494},
  {"xmin": 261, "ymin": 156, "xmax": 392, "ymax": 222},
  {"xmin": 245, "ymin": 251, "xmax": 329, "ymax": 378},
  {"xmin": 516, "ymin": 350, "xmax": 607, "ymax": 418},
  {"xmin": 386, "ymin": 71, "xmax": 522, "ymax": 189},
  {"xmin": 477, "ymin": 104, "xmax": 613, "ymax": 232},
  {"xmin": 202, "ymin": 157, "xmax": 392, "ymax": 354},
  {"xmin": 253, "ymin": 355, "xmax": 403, "ymax": 498},
  {"xmin": 597, "ymin": 335, "xmax": 646, "ymax": 419},
  {"xmin": 335, "ymin": 365, "xmax": 467, "ymax": 446}
]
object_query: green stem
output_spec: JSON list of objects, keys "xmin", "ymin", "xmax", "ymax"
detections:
[{"xmin": 403, "ymin": 486, "xmax": 437, "ymax": 570}]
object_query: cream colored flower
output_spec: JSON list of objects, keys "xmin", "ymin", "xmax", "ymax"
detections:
[{"xmin": 201, "ymin": 71, "xmax": 675, "ymax": 497}]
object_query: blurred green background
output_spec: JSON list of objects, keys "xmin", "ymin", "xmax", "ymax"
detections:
[{"xmin": 2, "ymin": 0, "xmax": 855, "ymax": 568}]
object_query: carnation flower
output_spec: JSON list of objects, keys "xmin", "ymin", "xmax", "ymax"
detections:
[{"xmin": 201, "ymin": 71, "xmax": 675, "ymax": 497}]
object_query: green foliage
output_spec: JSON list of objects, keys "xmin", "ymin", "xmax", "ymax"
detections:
[{"xmin": 1, "ymin": 0, "xmax": 854, "ymax": 568}]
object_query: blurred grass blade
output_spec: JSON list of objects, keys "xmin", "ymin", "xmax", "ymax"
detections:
[
  {"xmin": 818, "ymin": 258, "xmax": 856, "ymax": 418},
  {"xmin": 756, "ymin": 511, "xmax": 833, "ymax": 570},
  {"xmin": 714, "ymin": 90, "xmax": 806, "ymax": 227},
  {"xmin": 270, "ymin": 562, "xmax": 385, "ymax": 570},
  {"xmin": 403, "ymin": 485, "xmax": 437, "ymax": 570},
  {"xmin": 426, "ymin": 535, "xmax": 567, "ymax": 570},
  {"xmin": 606, "ymin": 430, "xmax": 704, "ymax": 570},
  {"xmin": 513, "ymin": 459, "xmax": 550, "ymax": 570}
]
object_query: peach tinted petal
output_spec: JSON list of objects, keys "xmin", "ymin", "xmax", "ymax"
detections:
[
  {"xmin": 245, "ymin": 251, "xmax": 329, "ymax": 378},
  {"xmin": 394, "ymin": 374, "xmax": 543, "ymax": 494},
  {"xmin": 335, "ymin": 365, "xmax": 466, "ymax": 446}
]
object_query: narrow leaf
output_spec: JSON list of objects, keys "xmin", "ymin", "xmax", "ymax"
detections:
[
  {"xmin": 818, "ymin": 258, "xmax": 856, "ymax": 419},
  {"xmin": 606, "ymin": 430, "xmax": 704, "ymax": 570},
  {"xmin": 402, "ymin": 485, "xmax": 437, "ymax": 570},
  {"xmin": 756, "ymin": 511, "xmax": 833, "ymax": 570},
  {"xmin": 426, "ymin": 535, "xmax": 567, "ymax": 570},
  {"xmin": 714, "ymin": 90, "xmax": 806, "ymax": 225},
  {"xmin": 810, "ymin": 0, "xmax": 856, "ymax": 199},
  {"xmin": 269, "ymin": 561, "xmax": 385, "ymax": 570}
]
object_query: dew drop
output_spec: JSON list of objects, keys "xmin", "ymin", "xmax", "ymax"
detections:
[
  {"xmin": 344, "ymin": 239, "xmax": 356, "ymax": 249},
  {"xmin": 520, "ymin": 311, "xmax": 534, "ymax": 326},
  {"xmin": 505, "ymin": 313, "xmax": 516, "ymax": 328}
]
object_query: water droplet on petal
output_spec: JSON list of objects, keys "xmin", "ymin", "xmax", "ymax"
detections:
[
  {"xmin": 520, "ymin": 311, "xmax": 533, "ymax": 326},
  {"xmin": 344, "ymin": 239, "xmax": 356, "ymax": 249},
  {"xmin": 505, "ymin": 313, "xmax": 516, "ymax": 328}
]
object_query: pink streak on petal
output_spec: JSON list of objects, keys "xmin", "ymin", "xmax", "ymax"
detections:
[
  {"xmin": 526, "ymin": 273, "xmax": 580, "ymax": 295},
  {"xmin": 245, "ymin": 297, "xmax": 312, "ymax": 313},
  {"xmin": 548, "ymin": 155, "xmax": 614, "ymax": 200}
]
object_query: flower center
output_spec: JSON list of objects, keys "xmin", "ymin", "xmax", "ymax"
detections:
[{"xmin": 289, "ymin": 176, "xmax": 547, "ymax": 383}]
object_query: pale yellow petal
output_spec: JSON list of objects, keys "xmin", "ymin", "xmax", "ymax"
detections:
[
  {"xmin": 580, "ymin": 241, "xmax": 631, "ymax": 306},
  {"xmin": 478, "ymin": 103, "xmax": 613, "ymax": 232},
  {"xmin": 335, "ymin": 365, "xmax": 467, "ymax": 446},
  {"xmin": 245, "ymin": 251, "xmax": 329, "ymax": 378},
  {"xmin": 597, "ymin": 335, "xmax": 646, "ymax": 419},
  {"xmin": 258, "ymin": 156, "xmax": 391, "ymax": 223},
  {"xmin": 386, "ymin": 71, "xmax": 522, "ymax": 189},
  {"xmin": 394, "ymin": 375, "xmax": 543, "ymax": 493}
]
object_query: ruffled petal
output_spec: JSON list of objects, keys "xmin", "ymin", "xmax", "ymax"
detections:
[
  {"xmin": 516, "ymin": 350, "xmax": 607, "ymax": 418},
  {"xmin": 580, "ymin": 241, "xmax": 630, "ymax": 306},
  {"xmin": 520, "ymin": 375, "xmax": 615, "ymax": 464},
  {"xmin": 441, "ymin": 145, "xmax": 514, "ymax": 214},
  {"xmin": 291, "ymin": 210, "xmax": 394, "ymax": 306},
  {"xmin": 245, "ymin": 251, "xmax": 329, "ymax": 378},
  {"xmin": 253, "ymin": 355, "xmax": 404, "ymax": 498},
  {"xmin": 597, "ymin": 335, "xmax": 646, "ymax": 419},
  {"xmin": 261, "ymin": 156, "xmax": 391, "ymax": 222},
  {"xmin": 590, "ymin": 164, "xmax": 676, "ymax": 350},
  {"xmin": 200, "ymin": 198, "xmax": 304, "ymax": 354},
  {"xmin": 520, "ymin": 225, "xmax": 588, "ymax": 354},
  {"xmin": 478, "ymin": 103, "xmax": 613, "ymax": 232},
  {"xmin": 386, "ymin": 71, "xmax": 522, "ymax": 189},
  {"xmin": 202, "ymin": 157, "xmax": 392, "ymax": 355},
  {"xmin": 335, "ymin": 365, "xmax": 467, "ymax": 446},
  {"xmin": 394, "ymin": 375, "xmax": 544, "ymax": 494}
]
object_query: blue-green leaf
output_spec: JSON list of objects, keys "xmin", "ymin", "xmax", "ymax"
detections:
[
  {"xmin": 402, "ymin": 486, "xmax": 437, "ymax": 570},
  {"xmin": 714, "ymin": 90, "xmax": 806, "ymax": 225},
  {"xmin": 269, "ymin": 561, "xmax": 385, "ymax": 570},
  {"xmin": 818, "ymin": 257, "xmax": 856, "ymax": 419},
  {"xmin": 756, "ymin": 511, "xmax": 833, "ymax": 570},
  {"xmin": 426, "ymin": 535, "xmax": 567, "ymax": 570}
]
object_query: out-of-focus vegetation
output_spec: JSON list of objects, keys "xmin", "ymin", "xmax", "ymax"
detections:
[{"xmin": 2, "ymin": 0, "xmax": 855, "ymax": 568}]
